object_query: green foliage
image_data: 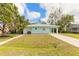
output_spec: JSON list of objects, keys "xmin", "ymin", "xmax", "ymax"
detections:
[
  {"xmin": 15, "ymin": 16, "xmax": 29, "ymax": 34},
  {"xmin": 57, "ymin": 15, "xmax": 74, "ymax": 32},
  {"xmin": 0, "ymin": 3, "xmax": 29, "ymax": 34}
]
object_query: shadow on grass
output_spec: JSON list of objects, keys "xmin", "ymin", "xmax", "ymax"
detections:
[{"xmin": 0, "ymin": 34, "xmax": 13, "ymax": 38}]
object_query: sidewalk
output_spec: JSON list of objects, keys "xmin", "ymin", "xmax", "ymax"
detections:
[
  {"xmin": 0, "ymin": 35, "xmax": 23, "ymax": 46},
  {"xmin": 50, "ymin": 33, "xmax": 79, "ymax": 47}
]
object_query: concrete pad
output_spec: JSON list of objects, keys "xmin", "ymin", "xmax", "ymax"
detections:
[{"xmin": 50, "ymin": 33, "xmax": 79, "ymax": 47}]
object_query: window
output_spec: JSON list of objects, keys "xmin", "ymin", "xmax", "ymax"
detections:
[{"xmin": 35, "ymin": 27, "xmax": 37, "ymax": 30}]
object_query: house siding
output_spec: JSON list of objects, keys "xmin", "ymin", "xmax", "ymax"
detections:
[
  {"xmin": 23, "ymin": 24, "xmax": 59, "ymax": 34},
  {"xmin": 68, "ymin": 24, "xmax": 79, "ymax": 33},
  {"xmin": 28, "ymin": 27, "xmax": 51, "ymax": 34}
]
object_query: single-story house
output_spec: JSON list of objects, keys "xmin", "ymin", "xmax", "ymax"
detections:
[
  {"xmin": 67, "ymin": 24, "xmax": 79, "ymax": 33},
  {"xmin": 23, "ymin": 23, "xmax": 59, "ymax": 34}
]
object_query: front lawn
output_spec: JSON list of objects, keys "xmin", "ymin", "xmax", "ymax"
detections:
[
  {"xmin": 0, "ymin": 34, "xmax": 79, "ymax": 56},
  {"xmin": 61, "ymin": 33, "xmax": 79, "ymax": 39},
  {"xmin": 0, "ymin": 34, "xmax": 19, "ymax": 42}
]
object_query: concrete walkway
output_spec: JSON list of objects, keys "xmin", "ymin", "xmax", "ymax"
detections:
[
  {"xmin": 0, "ymin": 35, "xmax": 23, "ymax": 46},
  {"xmin": 50, "ymin": 33, "xmax": 79, "ymax": 47}
]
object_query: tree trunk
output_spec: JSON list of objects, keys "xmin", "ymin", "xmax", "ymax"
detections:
[{"xmin": 1, "ymin": 23, "xmax": 6, "ymax": 36}]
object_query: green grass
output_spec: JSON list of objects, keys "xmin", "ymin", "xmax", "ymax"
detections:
[
  {"xmin": 0, "ymin": 34, "xmax": 20, "ymax": 42},
  {"xmin": 0, "ymin": 34, "xmax": 79, "ymax": 56},
  {"xmin": 61, "ymin": 33, "xmax": 79, "ymax": 39}
]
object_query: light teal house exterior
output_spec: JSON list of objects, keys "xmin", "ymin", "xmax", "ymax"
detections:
[{"xmin": 23, "ymin": 23, "xmax": 59, "ymax": 34}]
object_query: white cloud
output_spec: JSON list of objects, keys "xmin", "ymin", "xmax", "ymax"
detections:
[
  {"xmin": 14, "ymin": 3, "xmax": 25, "ymax": 15},
  {"xmin": 14, "ymin": 3, "xmax": 79, "ymax": 24},
  {"xmin": 40, "ymin": 3, "xmax": 60, "ymax": 23},
  {"xmin": 14, "ymin": 3, "xmax": 40, "ymax": 22},
  {"xmin": 41, "ymin": 17, "xmax": 48, "ymax": 22},
  {"xmin": 23, "ymin": 4, "xmax": 41, "ymax": 21},
  {"xmin": 30, "ymin": 11, "xmax": 40, "ymax": 19},
  {"xmin": 60, "ymin": 3, "xmax": 79, "ymax": 14},
  {"xmin": 24, "ymin": 6, "xmax": 40, "ymax": 21},
  {"xmin": 58, "ymin": 3, "xmax": 79, "ymax": 24},
  {"xmin": 40, "ymin": 3, "xmax": 79, "ymax": 24}
]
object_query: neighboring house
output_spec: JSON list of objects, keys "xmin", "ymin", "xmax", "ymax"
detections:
[
  {"xmin": 23, "ymin": 23, "xmax": 59, "ymax": 34},
  {"xmin": 67, "ymin": 24, "xmax": 79, "ymax": 33}
]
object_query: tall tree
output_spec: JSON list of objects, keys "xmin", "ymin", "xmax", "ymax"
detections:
[
  {"xmin": 47, "ymin": 7, "xmax": 62, "ymax": 25},
  {"xmin": 15, "ymin": 16, "xmax": 29, "ymax": 34},
  {"xmin": 0, "ymin": 3, "xmax": 14, "ymax": 35},
  {"xmin": 57, "ymin": 15, "xmax": 74, "ymax": 32},
  {"xmin": 0, "ymin": 3, "xmax": 28, "ymax": 35}
]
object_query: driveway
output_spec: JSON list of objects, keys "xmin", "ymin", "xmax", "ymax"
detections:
[{"xmin": 50, "ymin": 33, "xmax": 79, "ymax": 47}]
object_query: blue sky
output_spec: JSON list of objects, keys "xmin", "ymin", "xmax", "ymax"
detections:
[
  {"xmin": 25, "ymin": 3, "xmax": 46, "ymax": 23},
  {"xmin": 15, "ymin": 3, "xmax": 79, "ymax": 24}
]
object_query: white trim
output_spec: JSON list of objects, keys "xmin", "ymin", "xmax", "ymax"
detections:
[{"xmin": 27, "ymin": 24, "xmax": 59, "ymax": 28}]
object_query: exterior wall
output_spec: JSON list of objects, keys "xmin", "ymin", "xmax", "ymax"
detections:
[
  {"xmin": 68, "ymin": 24, "xmax": 79, "ymax": 33},
  {"xmin": 68, "ymin": 28, "xmax": 79, "ymax": 33},
  {"xmin": 23, "ymin": 27, "xmax": 51, "ymax": 34},
  {"xmin": 32, "ymin": 27, "xmax": 51, "ymax": 34}
]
